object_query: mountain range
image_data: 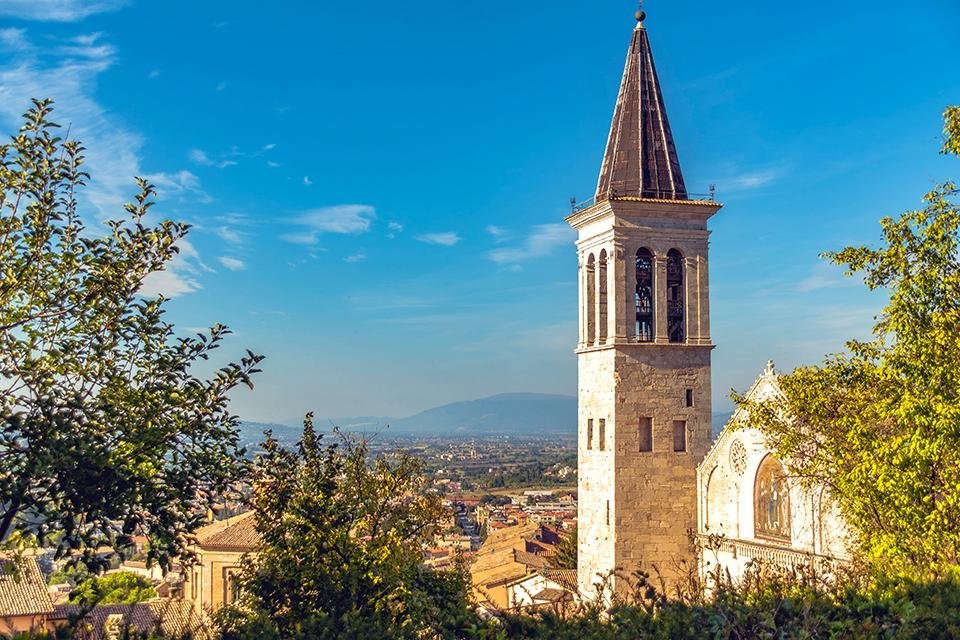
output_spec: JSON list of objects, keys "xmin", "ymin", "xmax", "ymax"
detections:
[{"xmin": 240, "ymin": 393, "xmax": 735, "ymax": 446}]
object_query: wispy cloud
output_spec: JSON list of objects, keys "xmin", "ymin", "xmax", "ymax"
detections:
[
  {"xmin": 0, "ymin": 0, "xmax": 129, "ymax": 22},
  {"xmin": 215, "ymin": 225, "xmax": 246, "ymax": 246},
  {"xmin": 189, "ymin": 148, "xmax": 238, "ymax": 169},
  {"xmin": 417, "ymin": 232, "xmax": 461, "ymax": 247},
  {"xmin": 0, "ymin": 31, "xmax": 144, "ymax": 216},
  {"xmin": 190, "ymin": 143, "xmax": 276, "ymax": 169},
  {"xmin": 303, "ymin": 176, "xmax": 313, "ymax": 186},
  {"xmin": 218, "ymin": 256, "xmax": 246, "ymax": 271},
  {"xmin": 387, "ymin": 221, "xmax": 404, "ymax": 239},
  {"xmin": 486, "ymin": 225, "xmax": 506, "ymax": 238},
  {"xmin": 796, "ymin": 262, "xmax": 860, "ymax": 293},
  {"xmin": 147, "ymin": 68, "xmax": 160, "ymax": 79},
  {"xmin": 717, "ymin": 166, "xmax": 789, "ymax": 194},
  {"xmin": 139, "ymin": 239, "xmax": 204, "ymax": 298},
  {"xmin": 0, "ymin": 30, "xmax": 210, "ymax": 297},
  {"xmin": 488, "ymin": 223, "xmax": 575, "ymax": 265},
  {"xmin": 145, "ymin": 169, "xmax": 212, "ymax": 204},
  {"xmin": 282, "ymin": 204, "xmax": 376, "ymax": 245},
  {"xmin": 0, "ymin": 28, "xmax": 31, "ymax": 52},
  {"xmin": 344, "ymin": 253, "xmax": 367, "ymax": 263}
]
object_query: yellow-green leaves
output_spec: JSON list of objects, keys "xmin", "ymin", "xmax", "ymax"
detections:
[{"xmin": 944, "ymin": 106, "xmax": 960, "ymax": 156}]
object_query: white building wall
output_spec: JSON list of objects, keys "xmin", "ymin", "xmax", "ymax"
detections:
[{"xmin": 696, "ymin": 365, "xmax": 852, "ymax": 584}]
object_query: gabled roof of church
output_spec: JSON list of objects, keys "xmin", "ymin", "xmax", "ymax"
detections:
[
  {"xmin": 699, "ymin": 361, "xmax": 782, "ymax": 473},
  {"xmin": 596, "ymin": 12, "xmax": 687, "ymax": 201}
]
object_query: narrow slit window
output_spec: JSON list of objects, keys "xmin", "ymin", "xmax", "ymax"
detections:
[
  {"xmin": 598, "ymin": 419, "xmax": 606, "ymax": 451},
  {"xmin": 685, "ymin": 389, "xmax": 694, "ymax": 408},
  {"xmin": 673, "ymin": 420, "xmax": 687, "ymax": 452},
  {"xmin": 587, "ymin": 419, "xmax": 593, "ymax": 450},
  {"xmin": 605, "ymin": 500, "xmax": 610, "ymax": 526},
  {"xmin": 639, "ymin": 417, "xmax": 653, "ymax": 452}
]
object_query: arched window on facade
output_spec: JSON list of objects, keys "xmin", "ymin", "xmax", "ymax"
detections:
[
  {"xmin": 666, "ymin": 249, "xmax": 685, "ymax": 343},
  {"xmin": 598, "ymin": 250, "xmax": 608, "ymax": 343},
  {"xmin": 754, "ymin": 455, "xmax": 791, "ymax": 542},
  {"xmin": 585, "ymin": 253, "xmax": 596, "ymax": 345},
  {"xmin": 635, "ymin": 248, "xmax": 654, "ymax": 342},
  {"xmin": 704, "ymin": 466, "xmax": 715, "ymax": 531}
]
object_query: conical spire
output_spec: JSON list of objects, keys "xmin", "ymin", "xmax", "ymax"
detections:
[{"xmin": 596, "ymin": 14, "xmax": 687, "ymax": 201}]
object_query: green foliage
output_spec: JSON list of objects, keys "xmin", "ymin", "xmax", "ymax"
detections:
[
  {"xmin": 216, "ymin": 415, "xmax": 482, "ymax": 640},
  {"xmin": 736, "ymin": 110, "xmax": 960, "ymax": 579},
  {"xmin": 70, "ymin": 571, "xmax": 157, "ymax": 605},
  {"xmin": 0, "ymin": 99, "xmax": 264, "ymax": 570},
  {"xmin": 552, "ymin": 526, "xmax": 577, "ymax": 570},
  {"xmin": 473, "ymin": 569, "xmax": 960, "ymax": 640},
  {"xmin": 943, "ymin": 106, "xmax": 960, "ymax": 155},
  {"xmin": 48, "ymin": 563, "xmax": 90, "ymax": 588}
]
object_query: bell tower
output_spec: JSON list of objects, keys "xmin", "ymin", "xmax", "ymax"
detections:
[{"xmin": 568, "ymin": 10, "xmax": 721, "ymax": 598}]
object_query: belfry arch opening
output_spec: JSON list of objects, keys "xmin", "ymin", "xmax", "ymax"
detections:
[
  {"xmin": 666, "ymin": 248, "xmax": 685, "ymax": 343},
  {"xmin": 635, "ymin": 248, "xmax": 654, "ymax": 342},
  {"xmin": 585, "ymin": 253, "xmax": 596, "ymax": 345},
  {"xmin": 598, "ymin": 250, "xmax": 608, "ymax": 343}
]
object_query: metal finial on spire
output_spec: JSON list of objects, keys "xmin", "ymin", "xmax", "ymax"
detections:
[{"xmin": 635, "ymin": 0, "xmax": 646, "ymax": 24}]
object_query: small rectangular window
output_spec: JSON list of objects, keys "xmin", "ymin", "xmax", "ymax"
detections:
[
  {"xmin": 587, "ymin": 419, "xmax": 593, "ymax": 450},
  {"xmin": 605, "ymin": 500, "xmax": 610, "ymax": 526},
  {"xmin": 673, "ymin": 420, "xmax": 687, "ymax": 452},
  {"xmin": 639, "ymin": 417, "xmax": 653, "ymax": 452},
  {"xmin": 598, "ymin": 419, "xmax": 606, "ymax": 451},
  {"xmin": 685, "ymin": 389, "xmax": 694, "ymax": 407}
]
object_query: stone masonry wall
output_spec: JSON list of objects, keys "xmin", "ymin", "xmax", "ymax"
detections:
[
  {"xmin": 577, "ymin": 348, "xmax": 618, "ymax": 597},
  {"xmin": 613, "ymin": 345, "xmax": 712, "ymax": 590}
]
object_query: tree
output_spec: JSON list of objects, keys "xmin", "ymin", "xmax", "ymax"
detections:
[
  {"xmin": 70, "ymin": 571, "xmax": 157, "ymax": 605},
  {"xmin": 738, "ymin": 107, "xmax": 960, "ymax": 579},
  {"xmin": 216, "ymin": 416, "xmax": 480, "ymax": 640},
  {"xmin": 944, "ymin": 106, "xmax": 960, "ymax": 156},
  {"xmin": 552, "ymin": 525, "xmax": 577, "ymax": 570},
  {"xmin": 0, "ymin": 99, "xmax": 264, "ymax": 570}
]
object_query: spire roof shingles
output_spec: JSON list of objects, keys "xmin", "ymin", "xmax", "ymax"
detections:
[{"xmin": 596, "ymin": 17, "xmax": 687, "ymax": 201}]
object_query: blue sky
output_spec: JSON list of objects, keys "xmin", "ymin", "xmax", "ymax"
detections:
[{"xmin": 0, "ymin": 0, "xmax": 957, "ymax": 423}]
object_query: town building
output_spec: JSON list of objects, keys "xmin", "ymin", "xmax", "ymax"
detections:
[
  {"xmin": 469, "ymin": 522, "xmax": 575, "ymax": 610},
  {"xmin": 185, "ymin": 511, "xmax": 260, "ymax": 612},
  {"xmin": 0, "ymin": 556, "xmax": 54, "ymax": 635}
]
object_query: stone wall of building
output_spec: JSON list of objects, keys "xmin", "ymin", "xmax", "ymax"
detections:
[
  {"xmin": 572, "ymin": 197, "xmax": 719, "ymax": 600},
  {"xmin": 577, "ymin": 348, "xmax": 617, "ymax": 597},
  {"xmin": 612, "ymin": 345, "xmax": 712, "ymax": 589}
]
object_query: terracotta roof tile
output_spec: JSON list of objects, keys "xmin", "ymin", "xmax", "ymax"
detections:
[
  {"xmin": 52, "ymin": 599, "xmax": 211, "ymax": 640},
  {"xmin": 194, "ymin": 512, "xmax": 260, "ymax": 551},
  {"xmin": 542, "ymin": 568, "xmax": 578, "ymax": 592},
  {"xmin": 0, "ymin": 555, "xmax": 54, "ymax": 616},
  {"xmin": 533, "ymin": 587, "xmax": 572, "ymax": 603}
]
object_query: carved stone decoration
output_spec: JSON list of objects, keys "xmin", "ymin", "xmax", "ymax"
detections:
[{"xmin": 729, "ymin": 439, "xmax": 747, "ymax": 476}]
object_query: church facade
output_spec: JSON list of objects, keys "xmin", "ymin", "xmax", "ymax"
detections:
[
  {"xmin": 696, "ymin": 363, "xmax": 852, "ymax": 583},
  {"xmin": 569, "ymin": 12, "xmax": 850, "ymax": 598}
]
